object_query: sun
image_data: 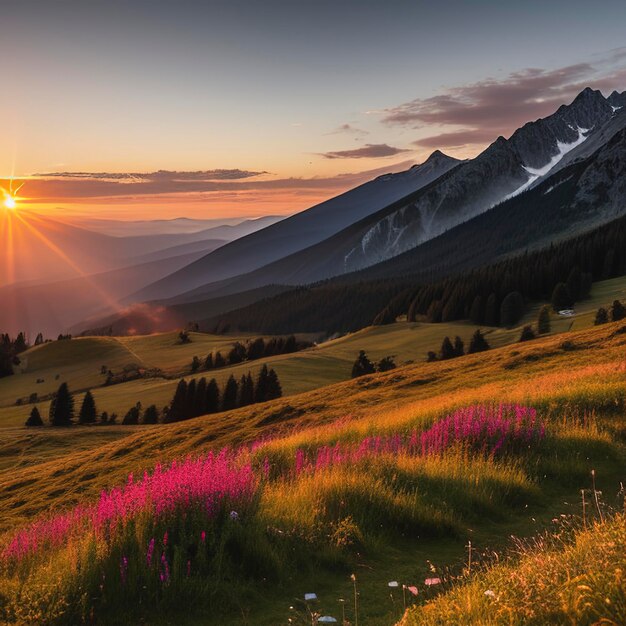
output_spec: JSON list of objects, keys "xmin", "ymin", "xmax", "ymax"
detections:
[{"xmin": 3, "ymin": 195, "xmax": 17, "ymax": 210}]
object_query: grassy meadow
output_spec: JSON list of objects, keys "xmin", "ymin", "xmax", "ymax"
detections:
[
  {"xmin": 0, "ymin": 307, "xmax": 625, "ymax": 624},
  {"xmin": 1, "ymin": 274, "xmax": 625, "ymax": 431}
]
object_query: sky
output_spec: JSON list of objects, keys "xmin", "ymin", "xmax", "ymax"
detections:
[{"xmin": 2, "ymin": 0, "xmax": 626, "ymax": 220}]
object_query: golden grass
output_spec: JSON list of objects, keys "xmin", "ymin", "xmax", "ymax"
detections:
[
  {"xmin": 400, "ymin": 514, "xmax": 626, "ymax": 626},
  {"xmin": 0, "ymin": 321, "xmax": 624, "ymax": 534},
  {"xmin": 2, "ymin": 274, "xmax": 625, "ymax": 428}
]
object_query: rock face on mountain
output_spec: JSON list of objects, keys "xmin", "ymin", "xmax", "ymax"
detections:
[
  {"xmin": 608, "ymin": 90, "xmax": 626, "ymax": 110},
  {"xmin": 131, "ymin": 151, "xmax": 461, "ymax": 302},
  {"xmin": 342, "ymin": 88, "xmax": 617, "ymax": 272},
  {"xmin": 574, "ymin": 124, "xmax": 626, "ymax": 218}
]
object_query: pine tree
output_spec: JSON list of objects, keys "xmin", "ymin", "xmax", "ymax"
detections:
[
  {"xmin": 49, "ymin": 382, "xmax": 74, "ymax": 426},
  {"xmin": 351, "ymin": 350, "xmax": 376, "ymax": 378},
  {"xmin": 469, "ymin": 295, "xmax": 484, "ymax": 325},
  {"xmin": 78, "ymin": 390, "xmax": 98, "ymax": 424},
  {"xmin": 142, "ymin": 405, "xmax": 159, "ymax": 424},
  {"xmin": 453, "ymin": 336, "xmax": 465, "ymax": 357},
  {"xmin": 34, "ymin": 333, "xmax": 44, "ymax": 346},
  {"xmin": 214, "ymin": 351, "xmax": 226, "ymax": 368},
  {"xmin": 500, "ymin": 291, "xmax": 525, "ymax": 327},
  {"xmin": 519, "ymin": 325, "xmax": 536, "ymax": 342},
  {"xmin": 13, "ymin": 332, "xmax": 28, "ymax": 354},
  {"xmin": 204, "ymin": 353, "xmax": 214, "ymax": 370},
  {"xmin": 222, "ymin": 375, "xmax": 239, "ymax": 411},
  {"xmin": 610, "ymin": 299, "xmax": 626, "ymax": 322},
  {"xmin": 537, "ymin": 305, "xmax": 551, "ymax": 334},
  {"xmin": 284, "ymin": 335, "xmax": 297, "ymax": 353},
  {"xmin": 247, "ymin": 338, "xmax": 266, "ymax": 360},
  {"xmin": 377, "ymin": 356, "xmax": 397, "ymax": 372},
  {"xmin": 426, "ymin": 300, "xmax": 443, "ymax": 323},
  {"xmin": 25, "ymin": 406, "xmax": 44, "ymax": 427},
  {"xmin": 266, "ymin": 368, "xmax": 282, "ymax": 400},
  {"xmin": 551, "ymin": 282, "xmax": 571, "ymax": 311},
  {"xmin": 439, "ymin": 336, "xmax": 456, "ymax": 360},
  {"xmin": 228, "ymin": 342, "xmax": 247, "ymax": 365},
  {"xmin": 255, "ymin": 365, "xmax": 270, "ymax": 402},
  {"xmin": 191, "ymin": 356, "xmax": 201, "ymax": 372},
  {"xmin": 468, "ymin": 329, "xmax": 490, "ymax": 354},
  {"xmin": 579, "ymin": 272, "xmax": 593, "ymax": 300},
  {"xmin": 185, "ymin": 379, "xmax": 197, "ymax": 419},
  {"xmin": 594, "ymin": 307, "xmax": 609, "ymax": 325},
  {"xmin": 566, "ymin": 266, "xmax": 582, "ymax": 303},
  {"xmin": 426, "ymin": 351, "xmax": 437, "ymax": 362},
  {"xmin": 122, "ymin": 404, "xmax": 140, "ymax": 425},
  {"xmin": 167, "ymin": 379, "xmax": 188, "ymax": 422},
  {"xmin": 238, "ymin": 373, "xmax": 255, "ymax": 407},
  {"xmin": 484, "ymin": 293, "xmax": 499, "ymax": 326},
  {"xmin": 194, "ymin": 377, "xmax": 208, "ymax": 417},
  {"xmin": 205, "ymin": 378, "xmax": 220, "ymax": 413},
  {"xmin": 100, "ymin": 411, "xmax": 109, "ymax": 424}
]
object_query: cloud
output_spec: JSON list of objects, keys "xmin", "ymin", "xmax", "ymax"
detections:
[
  {"xmin": 413, "ymin": 128, "xmax": 499, "ymax": 149},
  {"xmin": 385, "ymin": 58, "xmax": 626, "ymax": 150},
  {"xmin": 34, "ymin": 169, "xmax": 267, "ymax": 182},
  {"xmin": 385, "ymin": 64, "xmax": 596, "ymax": 129},
  {"xmin": 11, "ymin": 161, "xmax": 416, "ymax": 202},
  {"xmin": 327, "ymin": 123, "xmax": 369, "ymax": 136},
  {"xmin": 319, "ymin": 143, "xmax": 410, "ymax": 159}
]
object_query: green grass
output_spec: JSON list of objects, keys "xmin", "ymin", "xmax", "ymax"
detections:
[
  {"xmin": 0, "ymin": 319, "xmax": 625, "ymax": 624},
  {"xmin": 0, "ymin": 279, "xmax": 625, "ymax": 624},
  {"xmin": 2, "ymin": 275, "xmax": 624, "ymax": 430}
]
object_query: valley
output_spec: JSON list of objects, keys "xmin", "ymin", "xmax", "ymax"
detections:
[{"xmin": 2, "ymin": 40, "xmax": 626, "ymax": 624}]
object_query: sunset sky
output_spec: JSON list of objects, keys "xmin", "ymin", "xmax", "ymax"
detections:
[{"xmin": 2, "ymin": 0, "xmax": 626, "ymax": 220}]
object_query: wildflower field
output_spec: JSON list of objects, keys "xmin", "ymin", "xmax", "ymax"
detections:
[{"xmin": 0, "ymin": 322, "xmax": 625, "ymax": 624}]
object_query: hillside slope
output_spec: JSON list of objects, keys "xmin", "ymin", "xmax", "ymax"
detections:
[
  {"xmin": 0, "ymin": 322, "xmax": 624, "ymax": 625},
  {"xmin": 160, "ymin": 90, "xmax": 626, "ymax": 307},
  {"xmin": 130, "ymin": 152, "xmax": 461, "ymax": 302}
]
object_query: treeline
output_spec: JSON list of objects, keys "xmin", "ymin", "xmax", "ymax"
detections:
[
  {"xmin": 165, "ymin": 365, "xmax": 282, "ymax": 422},
  {"xmin": 25, "ymin": 366, "xmax": 283, "ymax": 428},
  {"xmin": 351, "ymin": 351, "xmax": 397, "ymax": 377},
  {"xmin": 0, "ymin": 332, "xmax": 29, "ymax": 378},
  {"xmin": 594, "ymin": 300, "xmax": 626, "ymax": 325},
  {"xmin": 191, "ymin": 335, "xmax": 313, "ymax": 373},
  {"xmin": 207, "ymin": 210, "xmax": 626, "ymax": 335},
  {"xmin": 426, "ymin": 329, "xmax": 491, "ymax": 362},
  {"xmin": 207, "ymin": 280, "xmax": 412, "ymax": 335},
  {"xmin": 0, "ymin": 332, "xmax": 49, "ymax": 378}
]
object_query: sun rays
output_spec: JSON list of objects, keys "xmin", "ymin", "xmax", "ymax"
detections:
[
  {"xmin": 1, "ymin": 178, "xmax": 24, "ymax": 212},
  {"xmin": 0, "ymin": 179, "xmax": 124, "ymax": 323}
]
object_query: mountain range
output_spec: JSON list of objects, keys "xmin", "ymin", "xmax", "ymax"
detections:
[{"xmin": 9, "ymin": 87, "xmax": 626, "ymax": 337}]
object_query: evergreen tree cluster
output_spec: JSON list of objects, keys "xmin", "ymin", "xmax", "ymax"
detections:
[
  {"xmin": 165, "ymin": 365, "xmax": 283, "ymax": 423},
  {"xmin": 351, "ymin": 351, "xmax": 397, "ymax": 377},
  {"xmin": 594, "ymin": 299, "xmax": 626, "ymax": 325},
  {"xmin": 197, "ymin": 335, "xmax": 312, "ymax": 372},
  {"xmin": 428, "ymin": 330, "xmax": 490, "ymax": 362},
  {"xmin": 206, "ymin": 211, "xmax": 626, "ymax": 336},
  {"xmin": 26, "ymin": 383, "xmax": 163, "ymax": 428},
  {"xmin": 0, "ymin": 332, "xmax": 29, "ymax": 378}
]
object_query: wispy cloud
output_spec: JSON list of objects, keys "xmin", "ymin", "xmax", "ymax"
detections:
[
  {"xmin": 385, "ymin": 57, "xmax": 626, "ymax": 150},
  {"xmin": 413, "ymin": 128, "xmax": 499, "ymax": 149},
  {"xmin": 326, "ymin": 123, "xmax": 369, "ymax": 137},
  {"xmin": 12, "ymin": 161, "xmax": 415, "ymax": 202},
  {"xmin": 319, "ymin": 143, "xmax": 410, "ymax": 159},
  {"xmin": 34, "ymin": 169, "xmax": 267, "ymax": 181}
]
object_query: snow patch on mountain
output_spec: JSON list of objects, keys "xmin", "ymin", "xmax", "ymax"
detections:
[
  {"xmin": 503, "ymin": 126, "xmax": 589, "ymax": 200},
  {"xmin": 543, "ymin": 176, "xmax": 573, "ymax": 195}
]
